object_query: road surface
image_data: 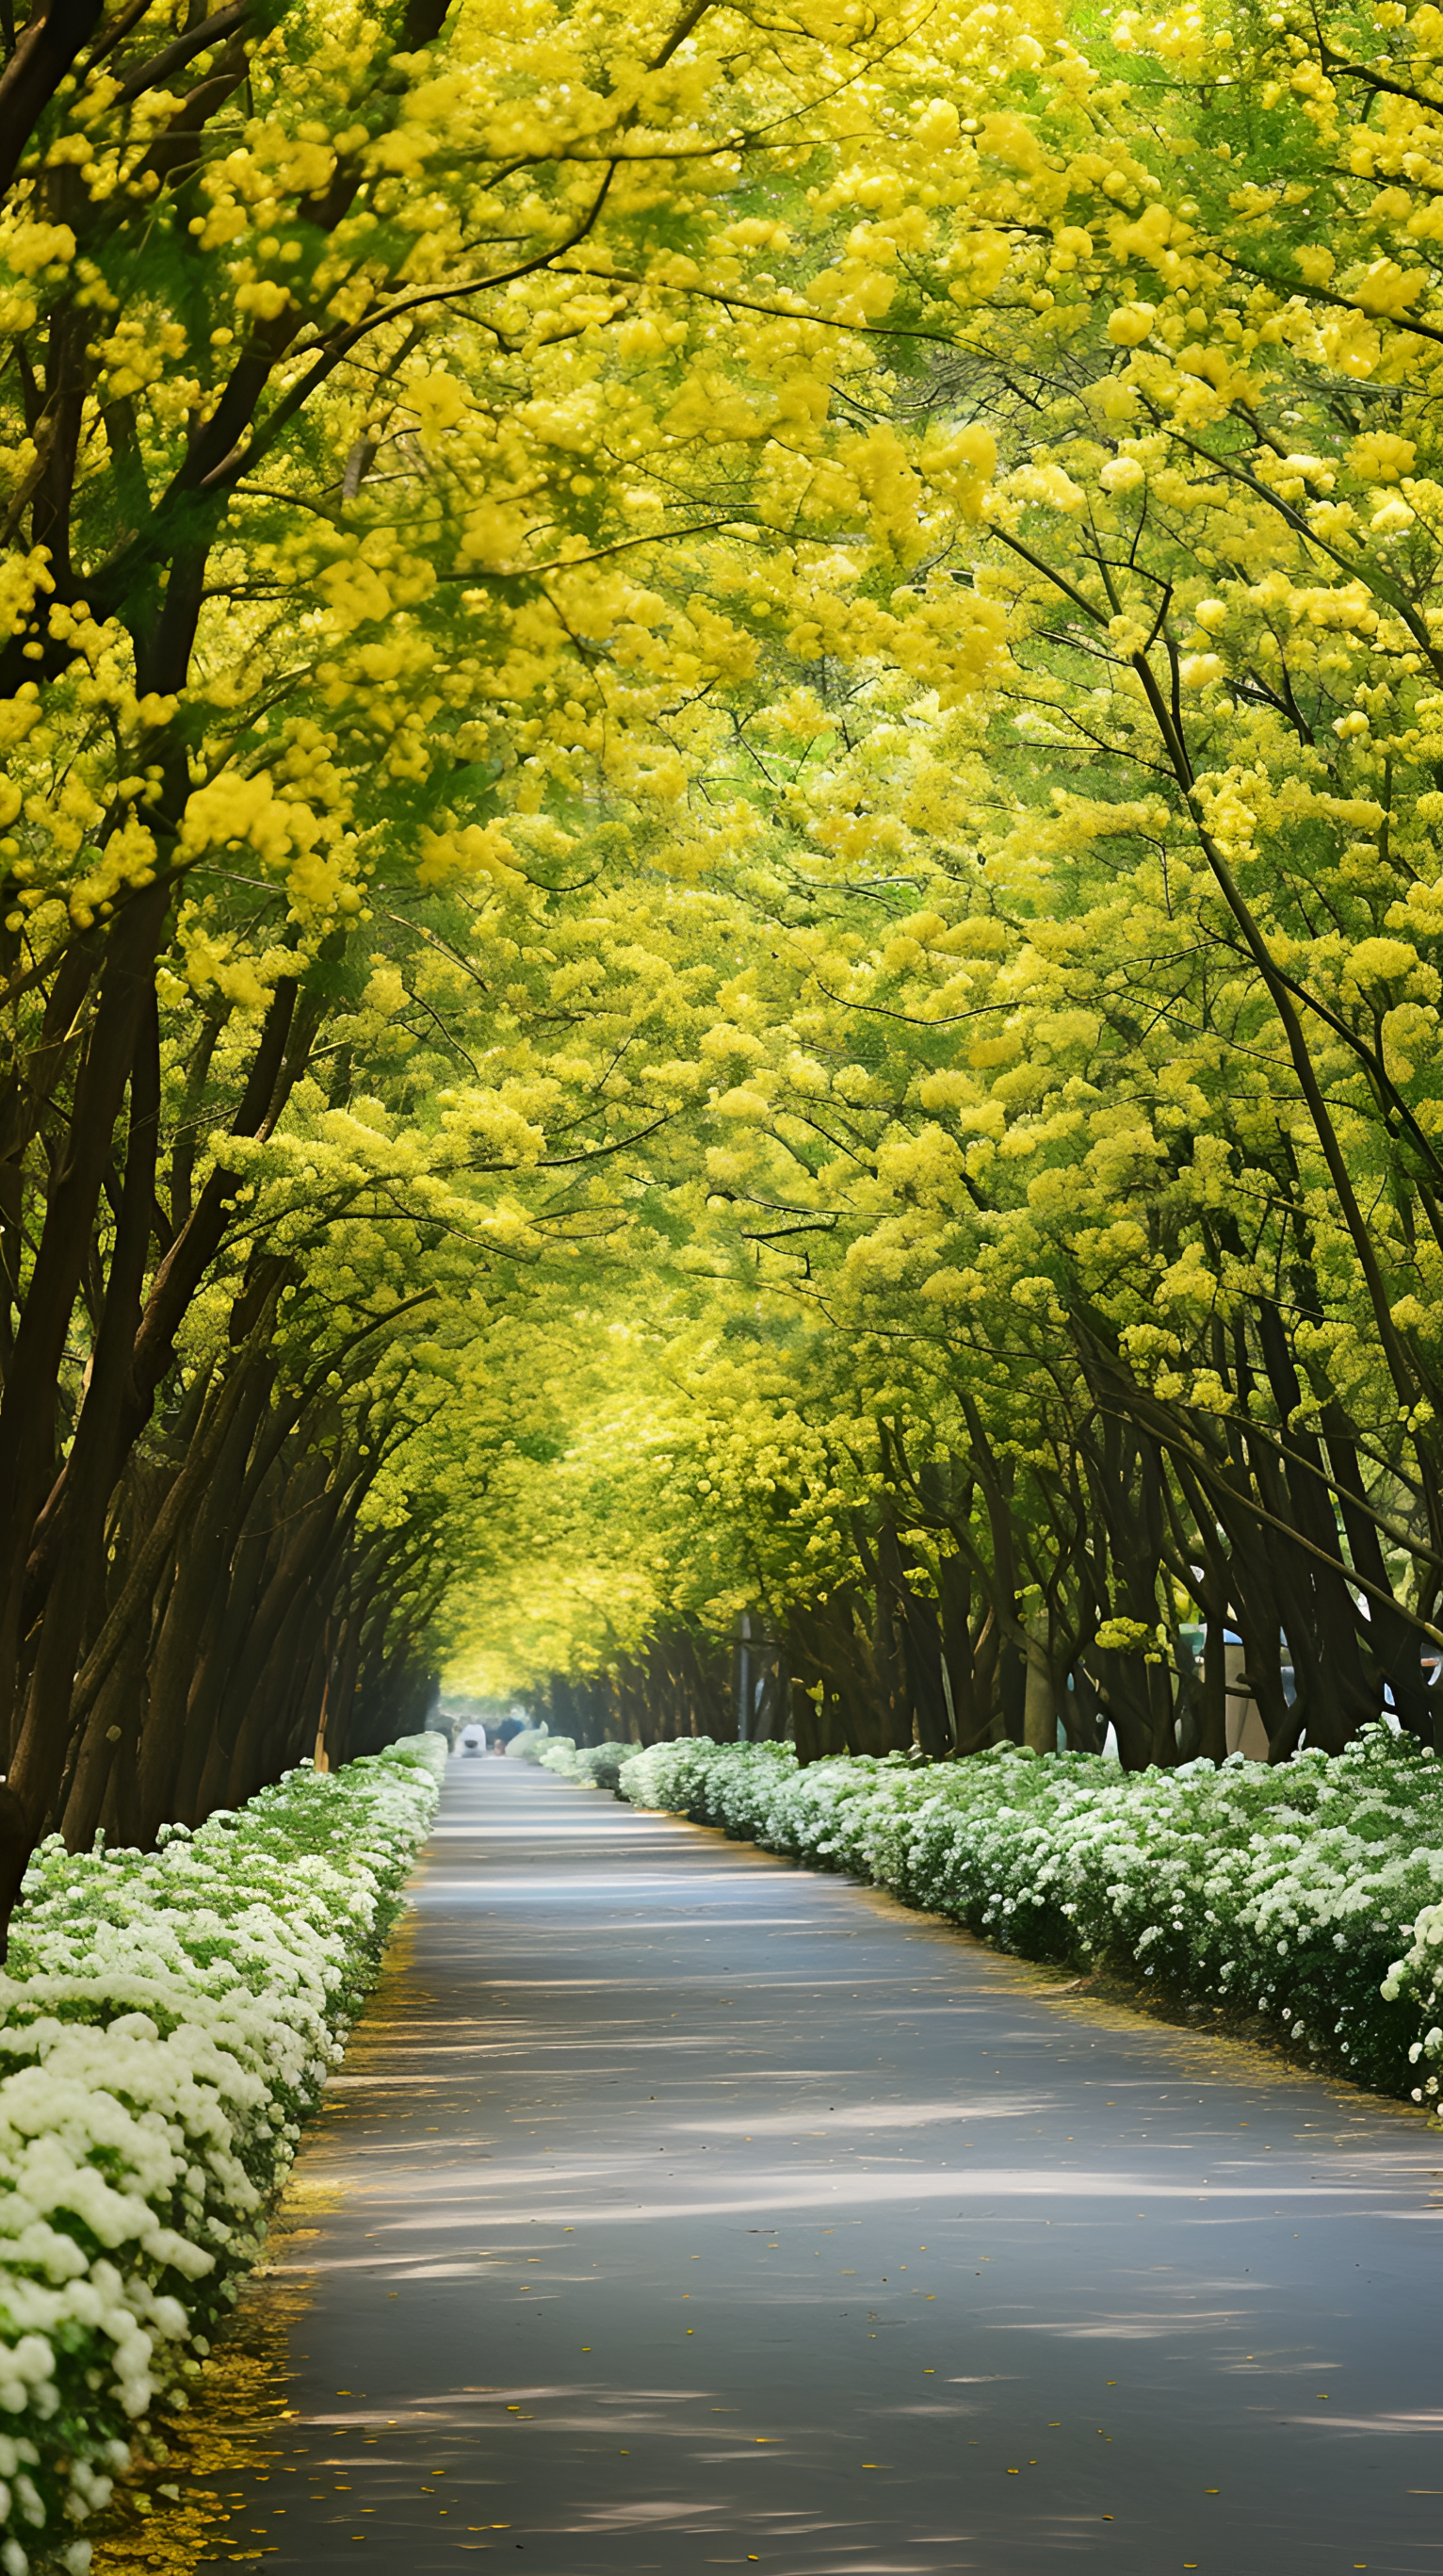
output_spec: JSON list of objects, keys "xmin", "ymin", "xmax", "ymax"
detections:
[{"xmin": 190, "ymin": 1755, "xmax": 1442, "ymax": 2575}]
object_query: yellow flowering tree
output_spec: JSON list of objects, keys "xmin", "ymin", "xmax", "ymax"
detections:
[
  {"xmin": 1, "ymin": 0, "xmax": 1017, "ymax": 1919},
  {"xmin": 435, "ymin": 0, "xmax": 1443, "ymax": 1769},
  {"xmin": 8, "ymin": 0, "xmax": 1443, "ymax": 1899}
]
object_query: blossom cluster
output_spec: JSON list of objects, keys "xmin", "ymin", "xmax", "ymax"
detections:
[
  {"xmin": 0, "ymin": 1736, "xmax": 443, "ymax": 2574},
  {"xmin": 607, "ymin": 1734, "xmax": 1443, "ymax": 2104},
  {"xmin": 532, "ymin": 1739, "xmax": 629, "ymax": 1792}
]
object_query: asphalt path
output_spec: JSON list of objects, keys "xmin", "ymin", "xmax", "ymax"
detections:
[{"xmin": 195, "ymin": 1754, "xmax": 1443, "ymax": 2576}]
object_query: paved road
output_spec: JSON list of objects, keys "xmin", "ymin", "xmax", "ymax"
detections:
[{"xmin": 195, "ymin": 1757, "xmax": 1441, "ymax": 2575}]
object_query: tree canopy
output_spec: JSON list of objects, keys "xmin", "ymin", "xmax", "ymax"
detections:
[{"xmin": 3, "ymin": 0, "xmax": 1443, "ymax": 1917}]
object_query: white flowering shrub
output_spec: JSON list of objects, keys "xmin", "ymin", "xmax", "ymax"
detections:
[
  {"xmin": 538, "ymin": 1741, "xmax": 629, "ymax": 1792},
  {"xmin": 0, "ymin": 1735, "xmax": 442, "ymax": 2574},
  {"xmin": 618, "ymin": 1733, "xmax": 1443, "ymax": 2106}
]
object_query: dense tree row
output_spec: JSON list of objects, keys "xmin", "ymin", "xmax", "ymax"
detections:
[
  {"xmin": 5, "ymin": 0, "xmax": 1443, "ymax": 1920},
  {"xmin": 438, "ymin": 0, "xmax": 1443, "ymax": 1773},
  {"xmin": 1, "ymin": 0, "xmax": 944, "ymax": 1930}
]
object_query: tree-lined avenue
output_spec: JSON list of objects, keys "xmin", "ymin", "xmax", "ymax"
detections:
[{"xmin": 188, "ymin": 1759, "xmax": 1441, "ymax": 2575}]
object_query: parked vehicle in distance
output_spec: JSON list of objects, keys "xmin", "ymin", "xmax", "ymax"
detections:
[{"xmin": 460, "ymin": 1723, "xmax": 486, "ymax": 1757}]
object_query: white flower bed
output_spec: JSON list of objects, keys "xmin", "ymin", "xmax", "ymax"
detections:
[
  {"xmin": 0, "ymin": 1735, "xmax": 443, "ymax": 2574},
  {"xmin": 612, "ymin": 1734, "xmax": 1443, "ymax": 2106},
  {"xmin": 537, "ymin": 1739, "xmax": 629, "ymax": 1792}
]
